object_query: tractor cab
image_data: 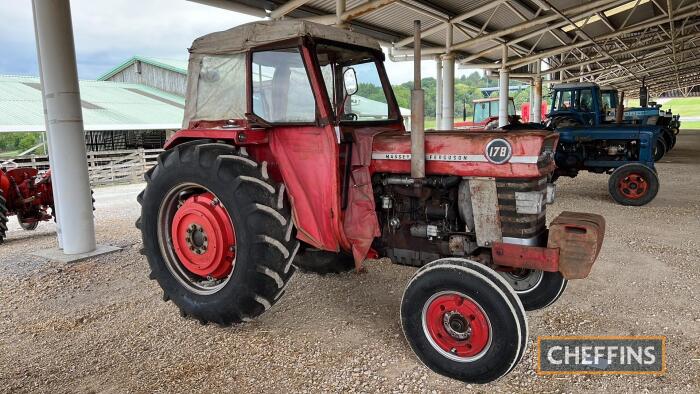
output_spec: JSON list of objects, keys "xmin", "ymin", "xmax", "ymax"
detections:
[
  {"xmin": 454, "ymin": 97, "xmax": 517, "ymax": 129},
  {"xmin": 548, "ymin": 82, "xmax": 604, "ymax": 127}
]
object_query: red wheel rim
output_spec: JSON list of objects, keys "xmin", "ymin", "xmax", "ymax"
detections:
[
  {"xmin": 171, "ymin": 192, "xmax": 235, "ymax": 279},
  {"xmin": 617, "ymin": 172, "xmax": 649, "ymax": 199},
  {"xmin": 422, "ymin": 292, "xmax": 491, "ymax": 360}
]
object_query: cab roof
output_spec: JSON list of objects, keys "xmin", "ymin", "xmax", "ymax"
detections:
[
  {"xmin": 189, "ymin": 20, "xmax": 382, "ymax": 55},
  {"xmin": 551, "ymin": 82, "xmax": 600, "ymax": 90}
]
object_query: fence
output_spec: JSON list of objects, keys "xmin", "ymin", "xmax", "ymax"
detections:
[{"xmin": 1, "ymin": 148, "xmax": 163, "ymax": 186}]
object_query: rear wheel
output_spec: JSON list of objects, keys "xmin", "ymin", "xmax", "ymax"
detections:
[
  {"xmin": 137, "ymin": 140, "xmax": 299, "ymax": 325},
  {"xmin": 608, "ymin": 163, "xmax": 659, "ymax": 206},
  {"xmin": 401, "ymin": 258, "xmax": 527, "ymax": 383},
  {"xmin": 498, "ymin": 269, "xmax": 567, "ymax": 311},
  {"xmin": 653, "ymin": 137, "xmax": 666, "ymax": 161},
  {"xmin": 0, "ymin": 190, "xmax": 8, "ymax": 243},
  {"xmin": 293, "ymin": 248, "xmax": 354, "ymax": 274}
]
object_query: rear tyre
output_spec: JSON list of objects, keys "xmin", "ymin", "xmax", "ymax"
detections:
[
  {"xmin": 653, "ymin": 137, "xmax": 666, "ymax": 161},
  {"xmin": 0, "ymin": 190, "xmax": 8, "ymax": 243},
  {"xmin": 293, "ymin": 248, "xmax": 354, "ymax": 274},
  {"xmin": 401, "ymin": 258, "xmax": 528, "ymax": 383},
  {"xmin": 498, "ymin": 269, "xmax": 567, "ymax": 311},
  {"xmin": 608, "ymin": 163, "xmax": 659, "ymax": 206},
  {"xmin": 138, "ymin": 140, "xmax": 299, "ymax": 325}
]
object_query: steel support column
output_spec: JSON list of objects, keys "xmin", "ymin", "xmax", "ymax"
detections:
[
  {"xmin": 533, "ymin": 61, "xmax": 543, "ymax": 123},
  {"xmin": 499, "ymin": 45, "xmax": 510, "ymax": 128},
  {"xmin": 32, "ymin": 0, "xmax": 96, "ymax": 254},
  {"xmin": 435, "ymin": 57, "xmax": 443, "ymax": 129},
  {"xmin": 440, "ymin": 24, "xmax": 454, "ymax": 130}
]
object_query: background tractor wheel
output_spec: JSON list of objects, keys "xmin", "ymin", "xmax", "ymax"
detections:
[
  {"xmin": 18, "ymin": 217, "xmax": 39, "ymax": 231},
  {"xmin": 498, "ymin": 269, "xmax": 567, "ymax": 311},
  {"xmin": 608, "ymin": 163, "xmax": 659, "ymax": 206},
  {"xmin": 401, "ymin": 258, "xmax": 527, "ymax": 384},
  {"xmin": 653, "ymin": 137, "xmax": 667, "ymax": 161},
  {"xmin": 0, "ymin": 190, "xmax": 8, "ymax": 243},
  {"xmin": 293, "ymin": 248, "xmax": 354, "ymax": 274},
  {"xmin": 137, "ymin": 140, "xmax": 299, "ymax": 326}
]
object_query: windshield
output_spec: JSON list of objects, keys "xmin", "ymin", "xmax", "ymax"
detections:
[
  {"xmin": 316, "ymin": 43, "xmax": 397, "ymax": 122},
  {"xmin": 473, "ymin": 99, "xmax": 515, "ymax": 123}
]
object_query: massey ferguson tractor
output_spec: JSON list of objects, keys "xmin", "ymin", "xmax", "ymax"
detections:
[
  {"xmin": 137, "ymin": 21, "xmax": 605, "ymax": 384},
  {"xmin": 0, "ymin": 165, "xmax": 55, "ymax": 242}
]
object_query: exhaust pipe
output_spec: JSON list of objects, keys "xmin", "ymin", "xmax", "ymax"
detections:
[
  {"xmin": 616, "ymin": 91, "xmax": 625, "ymax": 124},
  {"xmin": 410, "ymin": 20, "xmax": 425, "ymax": 179}
]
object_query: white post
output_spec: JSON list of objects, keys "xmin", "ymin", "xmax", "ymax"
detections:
[
  {"xmin": 32, "ymin": 0, "xmax": 96, "ymax": 254},
  {"xmin": 435, "ymin": 57, "xmax": 443, "ymax": 129},
  {"xmin": 440, "ymin": 24, "xmax": 454, "ymax": 130},
  {"xmin": 499, "ymin": 45, "xmax": 510, "ymax": 127},
  {"xmin": 533, "ymin": 61, "xmax": 543, "ymax": 123},
  {"xmin": 528, "ymin": 64, "xmax": 534, "ymax": 121}
]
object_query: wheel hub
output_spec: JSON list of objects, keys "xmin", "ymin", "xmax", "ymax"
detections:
[
  {"xmin": 618, "ymin": 172, "xmax": 648, "ymax": 199},
  {"xmin": 424, "ymin": 293, "xmax": 490, "ymax": 358},
  {"xmin": 171, "ymin": 192, "xmax": 235, "ymax": 279}
]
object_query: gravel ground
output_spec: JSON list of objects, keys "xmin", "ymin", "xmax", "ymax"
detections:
[{"xmin": 1, "ymin": 133, "xmax": 699, "ymax": 393}]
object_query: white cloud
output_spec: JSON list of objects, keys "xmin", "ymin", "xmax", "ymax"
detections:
[{"xmin": 0, "ymin": 1, "xmax": 483, "ymax": 83}]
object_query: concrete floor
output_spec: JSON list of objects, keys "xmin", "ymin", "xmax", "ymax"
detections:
[{"xmin": 0, "ymin": 133, "xmax": 699, "ymax": 393}]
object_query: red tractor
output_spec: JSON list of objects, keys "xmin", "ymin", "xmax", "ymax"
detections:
[
  {"xmin": 454, "ymin": 97, "xmax": 518, "ymax": 130},
  {"xmin": 0, "ymin": 166, "xmax": 55, "ymax": 242},
  {"xmin": 137, "ymin": 21, "xmax": 605, "ymax": 384}
]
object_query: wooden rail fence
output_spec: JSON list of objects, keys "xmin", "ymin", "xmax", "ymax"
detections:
[{"xmin": 1, "ymin": 149, "xmax": 163, "ymax": 186}]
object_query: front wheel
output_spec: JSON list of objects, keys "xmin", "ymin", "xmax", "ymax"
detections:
[
  {"xmin": 498, "ymin": 269, "xmax": 567, "ymax": 311},
  {"xmin": 138, "ymin": 141, "xmax": 299, "ymax": 325},
  {"xmin": 608, "ymin": 163, "xmax": 659, "ymax": 206},
  {"xmin": 401, "ymin": 258, "xmax": 528, "ymax": 383}
]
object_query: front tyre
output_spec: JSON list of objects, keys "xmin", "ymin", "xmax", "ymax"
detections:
[
  {"xmin": 401, "ymin": 259, "xmax": 528, "ymax": 384},
  {"xmin": 138, "ymin": 141, "xmax": 299, "ymax": 325},
  {"xmin": 498, "ymin": 269, "xmax": 567, "ymax": 311},
  {"xmin": 608, "ymin": 163, "xmax": 659, "ymax": 206}
]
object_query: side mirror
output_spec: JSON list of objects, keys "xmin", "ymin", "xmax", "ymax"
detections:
[{"xmin": 343, "ymin": 68, "xmax": 358, "ymax": 96}]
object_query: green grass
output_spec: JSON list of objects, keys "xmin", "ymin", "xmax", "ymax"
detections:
[
  {"xmin": 663, "ymin": 97, "xmax": 700, "ymax": 118},
  {"xmin": 0, "ymin": 150, "xmax": 21, "ymax": 159},
  {"xmin": 680, "ymin": 121, "xmax": 700, "ymax": 130}
]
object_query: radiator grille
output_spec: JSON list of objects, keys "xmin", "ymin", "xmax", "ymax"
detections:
[{"xmin": 496, "ymin": 177, "xmax": 547, "ymax": 238}]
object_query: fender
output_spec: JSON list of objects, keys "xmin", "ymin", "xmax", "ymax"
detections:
[{"xmin": 163, "ymin": 128, "xmax": 269, "ymax": 150}]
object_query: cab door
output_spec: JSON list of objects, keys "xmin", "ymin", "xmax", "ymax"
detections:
[{"xmin": 252, "ymin": 46, "xmax": 347, "ymax": 252}]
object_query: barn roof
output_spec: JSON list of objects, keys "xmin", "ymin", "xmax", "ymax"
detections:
[
  {"xmin": 97, "ymin": 56, "xmax": 188, "ymax": 80},
  {"xmin": 0, "ymin": 75, "xmax": 184, "ymax": 133}
]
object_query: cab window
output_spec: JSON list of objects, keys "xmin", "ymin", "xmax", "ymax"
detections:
[{"xmin": 252, "ymin": 48, "xmax": 316, "ymax": 123}]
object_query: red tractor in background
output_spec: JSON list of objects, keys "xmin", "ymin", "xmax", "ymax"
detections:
[
  {"xmin": 454, "ymin": 97, "xmax": 519, "ymax": 130},
  {"xmin": 0, "ymin": 166, "xmax": 55, "ymax": 242},
  {"xmin": 137, "ymin": 21, "xmax": 606, "ymax": 384},
  {"xmin": 520, "ymin": 101, "xmax": 548, "ymax": 123}
]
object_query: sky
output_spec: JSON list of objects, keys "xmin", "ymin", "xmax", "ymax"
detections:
[{"xmin": 0, "ymin": 0, "xmax": 479, "ymax": 84}]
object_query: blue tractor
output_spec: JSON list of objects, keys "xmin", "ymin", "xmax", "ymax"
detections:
[
  {"xmin": 545, "ymin": 82, "xmax": 660, "ymax": 206},
  {"xmin": 600, "ymin": 86, "xmax": 680, "ymax": 157}
]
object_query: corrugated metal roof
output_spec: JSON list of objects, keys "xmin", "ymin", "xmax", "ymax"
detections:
[
  {"xmin": 97, "ymin": 56, "xmax": 188, "ymax": 80},
  {"xmin": 0, "ymin": 75, "xmax": 184, "ymax": 133},
  {"xmin": 207, "ymin": 0, "xmax": 699, "ymax": 96}
]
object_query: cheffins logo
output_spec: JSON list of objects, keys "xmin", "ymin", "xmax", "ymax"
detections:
[
  {"xmin": 537, "ymin": 336, "xmax": 666, "ymax": 375},
  {"xmin": 485, "ymin": 138, "xmax": 512, "ymax": 164}
]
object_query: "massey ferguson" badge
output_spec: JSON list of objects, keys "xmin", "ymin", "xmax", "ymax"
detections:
[{"xmin": 485, "ymin": 138, "xmax": 513, "ymax": 164}]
